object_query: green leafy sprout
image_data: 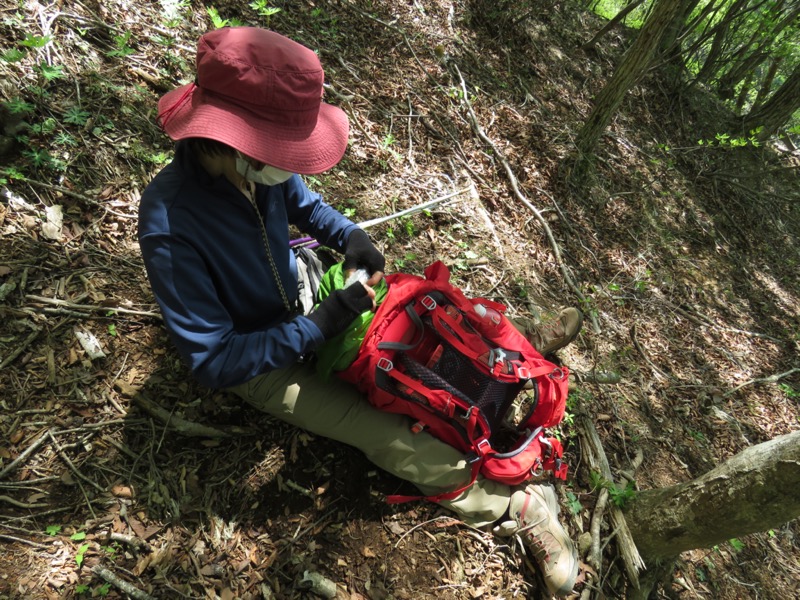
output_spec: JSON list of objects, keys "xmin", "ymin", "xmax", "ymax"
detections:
[
  {"xmin": 38, "ymin": 62, "xmax": 65, "ymax": 82},
  {"xmin": 589, "ymin": 471, "xmax": 637, "ymax": 508},
  {"xmin": 107, "ymin": 32, "xmax": 135, "ymax": 58},
  {"xmin": 74, "ymin": 542, "xmax": 90, "ymax": 567},
  {"xmin": 697, "ymin": 128, "xmax": 762, "ymax": 148},
  {"xmin": 249, "ymin": 0, "xmax": 281, "ymax": 26},
  {"xmin": 64, "ymin": 106, "xmax": 91, "ymax": 126},
  {"xmin": 728, "ymin": 538, "xmax": 745, "ymax": 552},
  {"xmin": 207, "ymin": 6, "xmax": 230, "ymax": 28},
  {"xmin": 20, "ymin": 34, "xmax": 51, "ymax": 49},
  {"xmin": 4, "ymin": 98, "xmax": 35, "ymax": 115},
  {"xmin": 565, "ymin": 491, "xmax": 583, "ymax": 515}
]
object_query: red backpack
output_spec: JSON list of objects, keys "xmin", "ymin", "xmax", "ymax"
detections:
[{"xmin": 339, "ymin": 261, "xmax": 570, "ymax": 503}]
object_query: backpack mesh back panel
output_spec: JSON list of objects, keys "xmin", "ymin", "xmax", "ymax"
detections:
[{"xmin": 402, "ymin": 321, "xmax": 523, "ymax": 438}]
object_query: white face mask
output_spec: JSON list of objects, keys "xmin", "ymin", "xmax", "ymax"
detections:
[{"xmin": 235, "ymin": 154, "xmax": 294, "ymax": 186}]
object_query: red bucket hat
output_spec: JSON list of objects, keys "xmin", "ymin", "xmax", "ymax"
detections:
[{"xmin": 157, "ymin": 27, "xmax": 349, "ymax": 174}]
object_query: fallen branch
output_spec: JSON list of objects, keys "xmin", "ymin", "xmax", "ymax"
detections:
[
  {"xmin": 25, "ymin": 295, "xmax": 162, "ymax": 320},
  {"xmin": 393, "ymin": 516, "xmax": 463, "ymax": 549},
  {"xmin": 0, "ymin": 324, "xmax": 42, "ymax": 371},
  {"xmin": 19, "ymin": 177, "xmax": 102, "ymax": 207},
  {"xmin": 724, "ymin": 367, "xmax": 800, "ymax": 398},
  {"xmin": 0, "ymin": 429, "xmax": 51, "ymax": 481},
  {"xmin": 576, "ymin": 412, "xmax": 644, "ymax": 588},
  {"xmin": 106, "ymin": 531, "xmax": 152, "ymax": 553},
  {"xmin": 629, "ymin": 324, "xmax": 670, "ymax": 381},
  {"xmin": 661, "ymin": 299, "xmax": 782, "ymax": 342},
  {"xmin": 588, "ymin": 488, "xmax": 609, "ymax": 573},
  {"xmin": 132, "ymin": 393, "xmax": 232, "ymax": 438},
  {"xmin": 91, "ymin": 565, "xmax": 155, "ymax": 600},
  {"xmin": 0, "ymin": 533, "xmax": 52, "ymax": 549},
  {"xmin": 0, "ymin": 495, "xmax": 49, "ymax": 509},
  {"xmin": 47, "ymin": 431, "xmax": 105, "ymax": 493},
  {"xmin": 451, "ymin": 63, "xmax": 601, "ymax": 334}
]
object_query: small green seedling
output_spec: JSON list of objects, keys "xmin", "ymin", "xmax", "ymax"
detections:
[
  {"xmin": 249, "ymin": 0, "xmax": 281, "ymax": 26},
  {"xmin": 728, "ymin": 538, "xmax": 745, "ymax": 552}
]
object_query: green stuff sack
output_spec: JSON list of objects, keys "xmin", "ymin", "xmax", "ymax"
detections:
[{"xmin": 314, "ymin": 262, "xmax": 388, "ymax": 379}]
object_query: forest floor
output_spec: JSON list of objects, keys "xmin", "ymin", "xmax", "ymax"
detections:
[{"xmin": 1, "ymin": 1, "xmax": 799, "ymax": 599}]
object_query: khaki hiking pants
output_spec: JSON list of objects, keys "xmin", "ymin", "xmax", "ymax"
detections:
[{"xmin": 228, "ymin": 362, "xmax": 513, "ymax": 527}]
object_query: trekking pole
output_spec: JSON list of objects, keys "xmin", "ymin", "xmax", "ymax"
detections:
[
  {"xmin": 357, "ymin": 187, "xmax": 471, "ymax": 229},
  {"xmin": 290, "ymin": 188, "xmax": 471, "ymax": 249}
]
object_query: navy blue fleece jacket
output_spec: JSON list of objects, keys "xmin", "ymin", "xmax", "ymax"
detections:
[{"xmin": 138, "ymin": 142, "xmax": 358, "ymax": 388}]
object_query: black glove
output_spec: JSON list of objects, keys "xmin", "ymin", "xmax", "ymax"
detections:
[
  {"xmin": 343, "ymin": 229, "xmax": 385, "ymax": 278},
  {"xmin": 307, "ymin": 284, "xmax": 374, "ymax": 340}
]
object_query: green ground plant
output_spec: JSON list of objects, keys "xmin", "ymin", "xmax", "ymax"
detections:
[
  {"xmin": 107, "ymin": 32, "xmax": 135, "ymax": 58},
  {"xmin": 250, "ymin": 0, "xmax": 281, "ymax": 27},
  {"xmin": 697, "ymin": 129, "xmax": 762, "ymax": 149},
  {"xmin": 565, "ymin": 490, "xmax": 583, "ymax": 515},
  {"xmin": 589, "ymin": 470, "xmax": 637, "ymax": 508}
]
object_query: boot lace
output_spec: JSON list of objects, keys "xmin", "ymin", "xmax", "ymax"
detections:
[{"xmin": 516, "ymin": 516, "xmax": 561, "ymax": 566}]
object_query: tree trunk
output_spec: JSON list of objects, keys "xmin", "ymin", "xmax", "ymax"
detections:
[
  {"xmin": 743, "ymin": 61, "xmax": 800, "ymax": 140},
  {"xmin": 694, "ymin": 0, "xmax": 753, "ymax": 83},
  {"xmin": 752, "ymin": 56, "xmax": 783, "ymax": 109},
  {"xmin": 573, "ymin": 0, "xmax": 684, "ymax": 175},
  {"xmin": 716, "ymin": 3, "xmax": 799, "ymax": 99},
  {"xmin": 626, "ymin": 430, "xmax": 800, "ymax": 561},
  {"xmin": 735, "ymin": 70, "xmax": 754, "ymax": 113},
  {"xmin": 658, "ymin": 0, "xmax": 700, "ymax": 60},
  {"xmin": 582, "ymin": 0, "xmax": 647, "ymax": 50}
]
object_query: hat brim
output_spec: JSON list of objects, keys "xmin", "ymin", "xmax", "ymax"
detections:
[{"xmin": 158, "ymin": 84, "xmax": 349, "ymax": 174}]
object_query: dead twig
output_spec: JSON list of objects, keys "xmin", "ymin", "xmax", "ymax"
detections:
[
  {"xmin": 576, "ymin": 412, "xmax": 644, "ymax": 588},
  {"xmin": 0, "ymin": 429, "xmax": 51, "ymax": 481},
  {"xmin": 46, "ymin": 433, "xmax": 101, "ymax": 519},
  {"xmin": 629, "ymin": 324, "xmax": 670, "ymax": 381},
  {"xmin": 20, "ymin": 177, "xmax": 102, "ymax": 207},
  {"xmin": 0, "ymin": 495, "xmax": 48, "ymax": 509},
  {"xmin": 588, "ymin": 488, "xmax": 609, "ymax": 574},
  {"xmin": 106, "ymin": 531, "xmax": 152, "ymax": 553},
  {"xmin": 25, "ymin": 295, "xmax": 162, "ymax": 320},
  {"xmin": 91, "ymin": 565, "xmax": 155, "ymax": 600},
  {"xmin": 0, "ymin": 506, "xmax": 73, "ymax": 524},
  {"xmin": 393, "ymin": 516, "xmax": 463, "ymax": 549},
  {"xmin": 0, "ymin": 324, "xmax": 42, "ymax": 371},
  {"xmin": 0, "ymin": 533, "xmax": 53, "ymax": 549},
  {"xmin": 724, "ymin": 367, "xmax": 800, "ymax": 398},
  {"xmin": 451, "ymin": 63, "xmax": 601, "ymax": 334},
  {"xmin": 132, "ymin": 393, "xmax": 233, "ymax": 438},
  {"xmin": 47, "ymin": 431, "xmax": 105, "ymax": 493}
]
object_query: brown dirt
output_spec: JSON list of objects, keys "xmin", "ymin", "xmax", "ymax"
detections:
[{"xmin": 1, "ymin": 1, "xmax": 798, "ymax": 599}]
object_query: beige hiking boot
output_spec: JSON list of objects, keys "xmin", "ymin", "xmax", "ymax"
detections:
[
  {"xmin": 526, "ymin": 308, "xmax": 583, "ymax": 356},
  {"xmin": 498, "ymin": 484, "xmax": 579, "ymax": 597}
]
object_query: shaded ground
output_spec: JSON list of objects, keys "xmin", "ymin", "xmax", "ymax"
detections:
[{"xmin": 1, "ymin": 1, "xmax": 799, "ymax": 599}]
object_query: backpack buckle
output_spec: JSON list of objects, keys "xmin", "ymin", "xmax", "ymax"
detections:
[
  {"xmin": 466, "ymin": 438, "xmax": 491, "ymax": 463},
  {"xmin": 420, "ymin": 295, "xmax": 437, "ymax": 311},
  {"xmin": 377, "ymin": 357, "xmax": 394, "ymax": 372},
  {"xmin": 549, "ymin": 367, "xmax": 566, "ymax": 381},
  {"xmin": 489, "ymin": 348, "xmax": 507, "ymax": 367},
  {"xmin": 515, "ymin": 364, "xmax": 530, "ymax": 379},
  {"xmin": 455, "ymin": 404, "xmax": 474, "ymax": 421}
]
